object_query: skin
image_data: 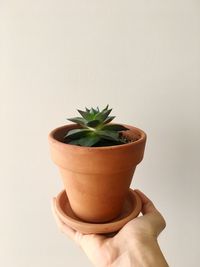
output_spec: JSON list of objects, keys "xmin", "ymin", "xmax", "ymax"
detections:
[{"xmin": 52, "ymin": 190, "xmax": 169, "ymax": 267}]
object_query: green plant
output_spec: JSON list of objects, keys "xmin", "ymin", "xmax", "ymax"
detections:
[{"xmin": 64, "ymin": 105, "xmax": 130, "ymax": 147}]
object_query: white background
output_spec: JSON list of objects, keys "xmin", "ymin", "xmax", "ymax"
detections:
[{"xmin": 0, "ymin": 1, "xmax": 200, "ymax": 266}]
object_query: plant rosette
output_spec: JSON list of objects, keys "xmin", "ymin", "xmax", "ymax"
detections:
[{"xmin": 49, "ymin": 106, "xmax": 146, "ymax": 223}]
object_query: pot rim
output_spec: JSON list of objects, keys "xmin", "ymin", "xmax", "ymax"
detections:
[{"xmin": 48, "ymin": 123, "xmax": 146, "ymax": 151}]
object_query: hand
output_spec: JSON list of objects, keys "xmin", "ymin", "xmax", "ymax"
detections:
[{"xmin": 52, "ymin": 190, "xmax": 168, "ymax": 267}]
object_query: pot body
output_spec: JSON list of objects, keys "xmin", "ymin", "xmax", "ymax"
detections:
[{"xmin": 49, "ymin": 124, "xmax": 146, "ymax": 223}]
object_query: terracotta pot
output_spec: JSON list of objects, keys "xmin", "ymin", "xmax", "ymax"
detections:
[{"xmin": 49, "ymin": 124, "xmax": 146, "ymax": 223}]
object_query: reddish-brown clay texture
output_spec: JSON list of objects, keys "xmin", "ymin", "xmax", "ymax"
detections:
[
  {"xmin": 55, "ymin": 188, "xmax": 142, "ymax": 234},
  {"xmin": 49, "ymin": 124, "xmax": 146, "ymax": 223}
]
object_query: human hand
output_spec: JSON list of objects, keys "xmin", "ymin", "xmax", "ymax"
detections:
[{"xmin": 52, "ymin": 190, "xmax": 168, "ymax": 267}]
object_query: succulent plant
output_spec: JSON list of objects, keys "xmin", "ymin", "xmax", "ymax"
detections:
[{"xmin": 64, "ymin": 105, "xmax": 130, "ymax": 147}]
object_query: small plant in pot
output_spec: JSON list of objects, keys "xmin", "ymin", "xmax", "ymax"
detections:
[{"xmin": 49, "ymin": 105, "xmax": 146, "ymax": 223}]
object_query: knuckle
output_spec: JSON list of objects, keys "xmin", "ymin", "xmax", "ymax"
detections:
[
  {"xmin": 158, "ymin": 212, "xmax": 167, "ymax": 231},
  {"xmin": 162, "ymin": 217, "xmax": 167, "ymax": 229}
]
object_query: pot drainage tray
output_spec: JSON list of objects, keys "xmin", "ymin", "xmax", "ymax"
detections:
[{"xmin": 55, "ymin": 188, "xmax": 142, "ymax": 234}]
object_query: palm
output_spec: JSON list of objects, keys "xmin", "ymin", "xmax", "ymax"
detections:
[
  {"xmin": 52, "ymin": 190, "xmax": 166, "ymax": 267},
  {"xmin": 75, "ymin": 218, "xmax": 152, "ymax": 267},
  {"xmin": 75, "ymin": 233, "xmax": 112, "ymax": 267}
]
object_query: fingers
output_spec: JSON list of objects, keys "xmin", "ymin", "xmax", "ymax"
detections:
[
  {"xmin": 51, "ymin": 198, "xmax": 76, "ymax": 240},
  {"xmin": 134, "ymin": 189, "xmax": 158, "ymax": 215},
  {"xmin": 134, "ymin": 190, "xmax": 166, "ymax": 236},
  {"xmin": 51, "ymin": 198, "xmax": 105, "ymax": 247}
]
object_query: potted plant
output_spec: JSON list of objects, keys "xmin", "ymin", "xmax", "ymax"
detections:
[{"xmin": 49, "ymin": 105, "xmax": 146, "ymax": 223}]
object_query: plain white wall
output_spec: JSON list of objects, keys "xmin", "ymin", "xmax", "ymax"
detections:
[{"xmin": 1, "ymin": 1, "xmax": 200, "ymax": 266}]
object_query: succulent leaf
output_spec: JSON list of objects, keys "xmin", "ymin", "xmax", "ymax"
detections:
[
  {"xmin": 95, "ymin": 108, "xmax": 112, "ymax": 121},
  {"xmin": 102, "ymin": 104, "xmax": 109, "ymax": 112},
  {"xmin": 103, "ymin": 116, "xmax": 115, "ymax": 124},
  {"xmin": 65, "ymin": 105, "xmax": 130, "ymax": 147},
  {"xmin": 86, "ymin": 120, "xmax": 101, "ymax": 127},
  {"xmin": 69, "ymin": 135, "xmax": 101, "ymax": 146},
  {"xmin": 97, "ymin": 130, "xmax": 120, "ymax": 141},
  {"xmin": 90, "ymin": 107, "xmax": 98, "ymax": 115},
  {"xmin": 77, "ymin": 109, "xmax": 93, "ymax": 121},
  {"xmin": 64, "ymin": 128, "xmax": 91, "ymax": 139},
  {"xmin": 67, "ymin": 117, "xmax": 87, "ymax": 126}
]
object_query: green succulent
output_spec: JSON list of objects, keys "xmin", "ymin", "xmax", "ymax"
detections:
[{"xmin": 64, "ymin": 105, "xmax": 130, "ymax": 147}]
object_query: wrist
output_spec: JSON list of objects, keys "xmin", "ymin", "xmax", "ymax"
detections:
[
  {"xmin": 110, "ymin": 235, "xmax": 168, "ymax": 267},
  {"xmin": 131, "ymin": 235, "xmax": 169, "ymax": 267}
]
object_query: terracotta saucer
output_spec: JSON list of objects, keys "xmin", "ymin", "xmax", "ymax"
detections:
[{"xmin": 55, "ymin": 188, "xmax": 142, "ymax": 234}]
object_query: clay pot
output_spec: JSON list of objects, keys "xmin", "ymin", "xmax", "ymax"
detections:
[{"xmin": 49, "ymin": 124, "xmax": 146, "ymax": 223}]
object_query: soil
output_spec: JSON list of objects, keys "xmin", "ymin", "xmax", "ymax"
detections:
[{"xmin": 63, "ymin": 133, "xmax": 139, "ymax": 147}]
